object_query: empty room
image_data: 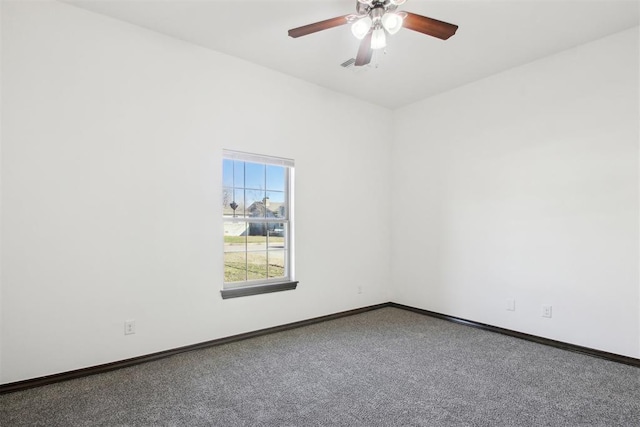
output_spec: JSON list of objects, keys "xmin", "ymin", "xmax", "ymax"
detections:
[{"xmin": 1, "ymin": 0, "xmax": 639, "ymax": 425}]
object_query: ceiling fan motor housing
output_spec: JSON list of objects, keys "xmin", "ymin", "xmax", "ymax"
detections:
[
  {"xmin": 358, "ymin": 0, "xmax": 400, "ymax": 17},
  {"xmin": 371, "ymin": 6, "xmax": 385, "ymax": 24}
]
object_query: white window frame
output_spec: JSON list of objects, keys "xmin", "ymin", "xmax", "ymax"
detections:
[{"xmin": 221, "ymin": 149, "xmax": 296, "ymax": 299}]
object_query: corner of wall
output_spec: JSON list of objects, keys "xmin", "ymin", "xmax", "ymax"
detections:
[{"xmin": 0, "ymin": 0, "xmax": 5, "ymax": 383}]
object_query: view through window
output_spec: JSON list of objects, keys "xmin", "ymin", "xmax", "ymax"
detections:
[{"xmin": 222, "ymin": 150, "xmax": 293, "ymax": 289}]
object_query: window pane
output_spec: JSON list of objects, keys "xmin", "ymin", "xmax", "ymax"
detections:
[
  {"xmin": 267, "ymin": 225, "xmax": 286, "ymax": 249},
  {"xmin": 266, "ymin": 191, "xmax": 285, "ymax": 218},
  {"xmin": 267, "ymin": 250, "xmax": 286, "ymax": 279},
  {"xmin": 224, "ymin": 188, "xmax": 244, "ymax": 218},
  {"xmin": 266, "ymin": 165, "xmax": 285, "ymax": 191},
  {"xmin": 246, "ymin": 189, "xmax": 266, "ymax": 218},
  {"xmin": 247, "ymin": 252, "xmax": 268, "ymax": 281},
  {"xmin": 247, "ymin": 221, "xmax": 269, "ymax": 241},
  {"xmin": 224, "ymin": 251, "xmax": 247, "ymax": 283},
  {"xmin": 245, "ymin": 162, "xmax": 265, "ymax": 190},
  {"xmin": 223, "ymin": 223, "xmax": 248, "ymax": 243},
  {"xmin": 223, "ymin": 187, "xmax": 233, "ymax": 216},
  {"xmin": 233, "ymin": 161, "xmax": 245, "ymax": 188},
  {"xmin": 222, "ymin": 159, "xmax": 234, "ymax": 187},
  {"xmin": 233, "ymin": 188, "xmax": 245, "ymax": 218}
]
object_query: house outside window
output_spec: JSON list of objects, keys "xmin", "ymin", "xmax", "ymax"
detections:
[{"xmin": 221, "ymin": 150, "xmax": 296, "ymax": 298}]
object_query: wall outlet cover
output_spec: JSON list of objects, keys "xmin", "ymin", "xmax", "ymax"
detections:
[{"xmin": 124, "ymin": 319, "xmax": 136, "ymax": 335}]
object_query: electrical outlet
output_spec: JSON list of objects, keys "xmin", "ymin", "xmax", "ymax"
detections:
[
  {"xmin": 506, "ymin": 298, "xmax": 515, "ymax": 311},
  {"xmin": 124, "ymin": 319, "xmax": 136, "ymax": 335},
  {"xmin": 357, "ymin": 285, "xmax": 363, "ymax": 294},
  {"xmin": 542, "ymin": 305, "xmax": 552, "ymax": 318}
]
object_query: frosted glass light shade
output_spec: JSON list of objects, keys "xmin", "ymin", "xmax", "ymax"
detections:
[
  {"xmin": 351, "ymin": 17, "xmax": 373, "ymax": 39},
  {"xmin": 382, "ymin": 13, "xmax": 403, "ymax": 35},
  {"xmin": 371, "ymin": 28, "xmax": 387, "ymax": 50}
]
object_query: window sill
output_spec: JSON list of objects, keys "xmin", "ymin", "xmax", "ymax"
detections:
[{"xmin": 221, "ymin": 281, "xmax": 298, "ymax": 299}]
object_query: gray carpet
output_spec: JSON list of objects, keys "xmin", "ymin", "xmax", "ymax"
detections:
[{"xmin": 1, "ymin": 307, "xmax": 639, "ymax": 426}]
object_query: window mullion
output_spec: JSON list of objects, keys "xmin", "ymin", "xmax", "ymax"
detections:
[{"xmin": 244, "ymin": 163, "xmax": 248, "ymax": 281}]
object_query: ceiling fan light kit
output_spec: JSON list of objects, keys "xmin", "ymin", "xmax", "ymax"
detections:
[
  {"xmin": 381, "ymin": 13, "xmax": 404, "ymax": 35},
  {"xmin": 351, "ymin": 16, "xmax": 373, "ymax": 39},
  {"xmin": 288, "ymin": 0, "xmax": 458, "ymax": 67},
  {"xmin": 371, "ymin": 28, "xmax": 387, "ymax": 50}
]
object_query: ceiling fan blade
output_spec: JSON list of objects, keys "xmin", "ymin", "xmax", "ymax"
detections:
[
  {"xmin": 354, "ymin": 31, "xmax": 373, "ymax": 66},
  {"xmin": 288, "ymin": 15, "xmax": 350, "ymax": 38},
  {"xmin": 403, "ymin": 12, "xmax": 458, "ymax": 40}
]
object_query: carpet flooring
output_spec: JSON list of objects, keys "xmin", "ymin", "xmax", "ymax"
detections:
[{"xmin": 1, "ymin": 307, "xmax": 639, "ymax": 426}]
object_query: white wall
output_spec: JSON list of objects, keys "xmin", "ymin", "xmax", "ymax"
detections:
[
  {"xmin": 392, "ymin": 27, "xmax": 640, "ymax": 358},
  {"xmin": 0, "ymin": 0, "xmax": 4, "ymax": 379},
  {"xmin": 0, "ymin": 0, "xmax": 392, "ymax": 383}
]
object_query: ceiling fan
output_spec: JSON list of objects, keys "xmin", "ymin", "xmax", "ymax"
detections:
[{"xmin": 288, "ymin": 0, "xmax": 458, "ymax": 67}]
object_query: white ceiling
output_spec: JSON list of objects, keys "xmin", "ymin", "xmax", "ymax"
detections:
[{"xmin": 64, "ymin": 0, "xmax": 639, "ymax": 109}]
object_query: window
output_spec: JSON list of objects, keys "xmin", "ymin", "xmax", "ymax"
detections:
[{"xmin": 221, "ymin": 150, "xmax": 296, "ymax": 299}]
